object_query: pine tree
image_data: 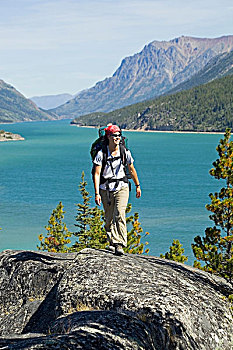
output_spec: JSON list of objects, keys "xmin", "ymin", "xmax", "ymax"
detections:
[
  {"xmin": 125, "ymin": 204, "xmax": 149, "ymax": 254},
  {"xmin": 72, "ymin": 173, "xmax": 150, "ymax": 254},
  {"xmin": 71, "ymin": 172, "xmax": 107, "ymax": 252},
  {"xmin": 160, "ymin": 239, "xmax": 188, "ymax": 263},
  {"xmin": 38, "ymin": 202, "xmax": 72, "ymax": 253},
  {"xmin": 73, "ymin": 171, "xmax": 93, "ymax": 247},
  {"xmin": 37, "ymin": 172, "xmax": 150, "ymax": 255},
  {"xmin": 192, "ymin": 128, "xmax": 233, "ymax": 283}
]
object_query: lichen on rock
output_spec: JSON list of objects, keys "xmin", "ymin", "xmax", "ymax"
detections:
[{"xmin": 0, "ymin": 249, "xmax": 232, "ymax": 349}]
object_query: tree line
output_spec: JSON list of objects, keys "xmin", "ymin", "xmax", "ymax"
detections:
[{"xmin": 74, "ymin": 74, "xmax": 233, "ymax": 132}]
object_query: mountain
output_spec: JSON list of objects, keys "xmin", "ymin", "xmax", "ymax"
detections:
[
  {"xmin": 167, "ymin": 50, "xmax": 233, "ymax": 94},
  {"xmin": 53, "ymin": 35, "xmax": 233, "ymax": 119},
  {"xmin": 30, "ymin": 93, "xmax": 73, "ymax": 110},
  {"xmin": 71, "ymin": 73, "xmax": 233, "ymax": 133},
  {"xmin": 0, "ymin": 80, "xmax": 57, "ymax": 123}
]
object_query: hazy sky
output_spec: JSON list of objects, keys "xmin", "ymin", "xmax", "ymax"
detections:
[{"xmin": 0, "ymin": 0, "xmax": 232, "ymax": 98}]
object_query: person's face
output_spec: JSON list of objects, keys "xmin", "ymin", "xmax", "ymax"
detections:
[{"xmin": 108, "ymin": 132, "xmax": 121, "ymax": 145}]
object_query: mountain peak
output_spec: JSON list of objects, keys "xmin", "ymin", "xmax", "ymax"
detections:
[{"xmin": 52, "ymin": 35, "xmax": 233, "ymax": 118}]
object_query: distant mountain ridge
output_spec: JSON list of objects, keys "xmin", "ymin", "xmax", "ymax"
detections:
[
  {"xmin": 167, "ymin": 50, "xmax": 233, "ymax": 94},
  {"xmin": 53, "ymin": 35, "xmax": 233, "ymax": 118},
  {"xmin": 72, "ymin": 73, "xmax": 233, "ymax": 132},
  {"xmin": 1, "ymin": 35, "xmax": 233, "ymax": 125},
  {"xmin": 30, "ymin": 93, "xmax": 73, "ymax": 110},
  {"xmin": 0, "ymin": 80, "xmax": 57, "ymax": 123}
]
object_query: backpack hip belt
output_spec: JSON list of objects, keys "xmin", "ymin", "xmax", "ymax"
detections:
[{"xmin": 103, "ymin": 176, "xmax": 129, "ymax": 205}]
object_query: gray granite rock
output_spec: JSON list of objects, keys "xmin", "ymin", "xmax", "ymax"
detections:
[{"xmin": 0, "ymin": 249, "xmax": 232, "ymax": 349}]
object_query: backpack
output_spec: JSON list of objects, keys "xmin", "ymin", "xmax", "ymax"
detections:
[{"xmin": 90, "ymin": 127, "xmax": 131, "ymax": 188}]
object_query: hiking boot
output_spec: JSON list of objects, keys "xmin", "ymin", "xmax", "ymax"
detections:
[
  {"xmin": 106, "ymin": 245, "xmax": 115, "ymax": 252},
  {"xmin": 115, "ymin": 244, "xmax": 124, "ymax": 256}
]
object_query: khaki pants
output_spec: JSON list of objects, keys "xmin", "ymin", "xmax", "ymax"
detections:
[{"xmin": 100, "ymin": 186, "xmax": 129, "ymax": 247}]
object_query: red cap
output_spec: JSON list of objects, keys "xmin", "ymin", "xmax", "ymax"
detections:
[{"xmin": 105, "ymin": 124, "xmax": 121, "ymax": 136}]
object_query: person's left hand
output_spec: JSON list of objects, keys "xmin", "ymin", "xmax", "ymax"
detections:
[
  {"xmin": 95, "ymin": 194, "xmax": 102, "ymax": 206},
  {"xmin": 136, "ymin": 186, "xmax": 141, "ymax": 198}
]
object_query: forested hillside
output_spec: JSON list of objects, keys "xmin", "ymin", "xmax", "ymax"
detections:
[
  {"xmin": 72, "ymin": 74, "xmax": 233, "ymax": 132},
  {"xmin": 0, "ymin": 80, "xmax": 57, "ymax": 123}
]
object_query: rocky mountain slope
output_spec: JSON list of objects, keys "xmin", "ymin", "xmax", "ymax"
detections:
[
  {"xmin": 0, "ymin": 80, "xmax": 57, "ymax": 123},
  {"xmin": 0, "ymin": 249, "xmax": 232, "ymax": 349},
  {"xmin": 53, "ymin": 35, "xmax": 233, "ymax": 118},
  {"xmin": 168, "ymin": 49, "xmax": 233, "ymax": 94},
  {"xmin": 30, "ymin": 93, "xmax": 73, "ymax": 110},
  {"xmin": 72, "ymin": 73, "xmax": 233, "ymax": 132}
]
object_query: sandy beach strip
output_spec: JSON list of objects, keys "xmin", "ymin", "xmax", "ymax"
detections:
[{"xmin": 74, "ymin": 124, "xmax": 224, "ymax": 135}]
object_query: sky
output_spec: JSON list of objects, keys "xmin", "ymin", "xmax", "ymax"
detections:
[{"xmin": 0, "ymin": 0, "xmax": 232, "ymax": 98}]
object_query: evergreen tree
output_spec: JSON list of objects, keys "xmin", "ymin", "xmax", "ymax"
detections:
[
  {"xmin": 38, "ymin": 202, "xmax": 72, "ymax": 252},
  {"xmin": 160, "ymin": 239, "xmax": 188, "ymax": 263},
  {"xmin": 71, "ymin": 172, "xmax": 107, "ymax": 252},
  {"xmin": 37, "ymin": 172, "xmax": 150, "ymax": 255},
  {"xmin": 192, "ymin": 128, "xmax": 233, "ymax": 283},
  {"xmin": 72, "ymin": 173, "xmax": 149, "ymax": 254},
  {"xmin": 125, "ymin": 204, "xmax": 149, "ymax": 254},
  {"xmin": 74, "ymin": 74, "xmax": 233, "ymax": 133},
  {"xmin": 73, "ymin": 171, "xmax": 93, "ymax": 246}
]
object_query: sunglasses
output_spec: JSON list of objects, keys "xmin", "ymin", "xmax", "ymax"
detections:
[{"xmin": 111, "ymin": 133, "xmax": 121, "ymax": 138}]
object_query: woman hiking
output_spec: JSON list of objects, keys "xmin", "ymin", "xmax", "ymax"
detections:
[{"xmin": 93, "ymin": 124, "xmax": 141, "ymax": 256}]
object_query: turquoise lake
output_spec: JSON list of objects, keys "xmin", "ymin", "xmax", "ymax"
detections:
[{"xmin": 0, "ymin": 119, "xmax": 223, "ymax": 264}]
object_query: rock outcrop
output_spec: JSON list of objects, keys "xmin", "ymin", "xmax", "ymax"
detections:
[
  {"xmin": 0, "ymin": 249, "xmax": 232, "ymax": 349},
  {"xmin": 0, "ymin": 130, "xmax": 24, "ymax": 141}
]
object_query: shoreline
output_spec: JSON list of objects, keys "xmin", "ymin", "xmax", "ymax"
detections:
[
  {"xmin": 0, "ymin": 119, "xmax": 225, "ymax": 135},
  {"xmin": 74, "ymin": 124, "xmax": 224, "ymax": 135},
  {"xmin": 0, "ymin": 138, "xmax": 25, "ymax": 142}
]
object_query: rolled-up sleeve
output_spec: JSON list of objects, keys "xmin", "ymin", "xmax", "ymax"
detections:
[
  {"xmin": 126, "ymin": 150, "xmax": 134, "ymax": 164},
  {"xmin": 93, "ymin": 150, "xmax": 103, "ymax": 166}
]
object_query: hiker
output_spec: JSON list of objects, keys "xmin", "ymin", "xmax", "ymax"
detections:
[{"xmin": 93, "ymin": 124, "xmax": 141, "ymax": 255}]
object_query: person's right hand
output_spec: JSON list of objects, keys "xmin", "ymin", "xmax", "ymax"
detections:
[{"xmin": 95, "ymin": 194, "xmax": 101, "ymax": 206}]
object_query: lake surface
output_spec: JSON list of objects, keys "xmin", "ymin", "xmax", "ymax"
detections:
[{"xmin": 0, "ymin": 120, "xmax": 223, "ymax": 264}]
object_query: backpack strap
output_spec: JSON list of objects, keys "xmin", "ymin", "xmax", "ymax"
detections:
[
  {"xmin": 100, "ymin": 144, "xmax": 131, "ymax": 203},
  {"xmin": 119, "ymin": 143, "xmax": 131, "ymax": 191},
  {"xmin": 100, "ymin": 145, "xmax": 127, "ymax": 184},
  {"xmin": 100, "ymin": 144, "xmax": 108, "ymax": 184},
  {"xmin": 119, "ymin": 143, "xmax": 127, "ymax": 166},
  {"xmin": 100, "ymin": 144, "xmax": 130, "ymax": 189}
]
